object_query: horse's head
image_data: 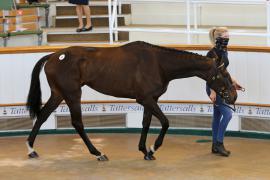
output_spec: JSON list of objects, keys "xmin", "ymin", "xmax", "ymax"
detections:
[{"xmin": 207, "ymin": 59, "xmax": 237, "ymax": 105}]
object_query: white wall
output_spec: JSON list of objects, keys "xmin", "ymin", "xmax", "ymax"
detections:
[
  {"xmin": 128, "ymin": 2, "xmax": 268, "ymax": 46},
  {"xmin": 0, "ymin": 50, "xmax": 269, "ymax": 105},
  {"xmin": 0, "ymin": 53, "xmax": 50, "ymax": 104},
  {"xmin": 129, "ymin": 32, "xmax": 268, "ymax": 46},
  {"xmin": 131, "ymin": 3, "xmax": 186, "ymax": 25},
  {"xmin": 130, "ymin": 3, "xmax": 266, "ymax": 27}
]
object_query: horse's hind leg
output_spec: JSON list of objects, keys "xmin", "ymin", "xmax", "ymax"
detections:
[
  {"xmin": 26, "ymin": 93, "xmax": 63, "ymax": 158},
  {"xmin": 64, "ymin": 93, "xmax": 108, "ymax": 161}
]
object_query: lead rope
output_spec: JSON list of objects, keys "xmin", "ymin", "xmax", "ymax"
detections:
[{"xmin": 215, "ymin": 102, "xmax": 236, "ymax": 112}]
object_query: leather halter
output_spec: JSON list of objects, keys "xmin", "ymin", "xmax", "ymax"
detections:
[{"xmin": 207, "ymin": 66, "xmax": 232, "ymax": 105}]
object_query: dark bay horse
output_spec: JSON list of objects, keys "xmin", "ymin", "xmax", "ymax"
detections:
[{"xmin": 26, "ymin": 41, "xmax": 237, "ymax": 161}]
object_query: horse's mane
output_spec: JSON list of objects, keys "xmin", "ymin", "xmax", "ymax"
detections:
[{"xmin": 123, "ymin": 41, "xmax": 207, "ymax": 59}]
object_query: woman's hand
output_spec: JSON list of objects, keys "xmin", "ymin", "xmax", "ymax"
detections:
[
  {"xmin": 231, "ymin": 77, "xmax": 245, "ymax": 91},
  {"xmin": 209, "ymin": 89, "xmax": 216, "ymax": 103},
  {"xmin": 233, "ymin": 82, "xmax": 244, "ymax": 90}
]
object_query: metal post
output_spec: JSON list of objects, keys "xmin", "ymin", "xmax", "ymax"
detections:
[
  {"xmin": 45, "ymin": 7, "xmax": 49, "ymax": 28},
  {"xmin": 118, "ymin": 0, "xmax": 122, "ymax": 15},
  {"xmin": 186, "ymin": 0, "xmax": 191, "ymax": 44},
  {"xmin": 193, "ymin": 1, "xmax": 199, "ymax": 43},
  {"xmin": 266, "ymin": 0, "xmax": 270, "ymax": 46},
  {"xmin": 38, "ymin": 34, "xmax": 43, "ymax": 46},
  {"xmin": 113, "ymin": 0, "xmax": 119, "ymax": 41},
  {"xmin": 193, "ymin": 2, "xmax": 197, "ymax": 30},
  {"xmin": 3, "ymin": 37, "xmax": 8, "ymax": 47},
  {"xmin": 108, "ymin": 0, "xmax": 113, "ymax": 44}
]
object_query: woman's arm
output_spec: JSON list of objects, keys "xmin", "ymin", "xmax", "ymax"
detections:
[{"xmin": 209, "ymin": 89, "xmax": 217, "ymax": 103}]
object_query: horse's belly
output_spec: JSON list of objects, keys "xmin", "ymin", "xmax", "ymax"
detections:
[{"xmin": 86, "ymin": 81, "xmax": 136, "ymax": 99}]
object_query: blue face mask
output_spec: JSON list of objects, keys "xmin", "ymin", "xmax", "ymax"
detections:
[{"xmin": 215, "ymin": 37, "xmax": 229, "ymax": 51}]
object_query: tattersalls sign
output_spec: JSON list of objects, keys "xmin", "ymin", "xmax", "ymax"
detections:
[
  {"xmin": 0, "ymin": 103, "xmax": 270, "ymax": 118},
  {"xmin": 0, "ymin": 106, "xmax": 29, "ymax": 116}
]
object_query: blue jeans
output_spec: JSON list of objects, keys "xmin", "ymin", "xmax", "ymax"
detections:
[{"xmin": 206, "ymin": 85, "xmax": 232, "ymax": 143}]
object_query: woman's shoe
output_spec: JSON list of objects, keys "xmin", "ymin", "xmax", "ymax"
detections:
[
  {"xmin": 221, "ymin": 143, "xmax": 231, "ymax": 154},
  {"xmin": 82, "ymin": 26, "xmax": 93, "ymax": 32},
  {"xmin": 216, "ymin": 142, "xmax": 231, "ymax": 157},
  {"xmin": 76, "ymin": 28, "xmax": 83, "ymax": 32},
  {"xmin": 212, "ymin": 143, "xmax": 218, "ymax": 154}
]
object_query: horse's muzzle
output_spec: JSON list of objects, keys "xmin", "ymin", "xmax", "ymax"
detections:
[{"xmin": 222, "ymin": 89, "xmax": 237, "ymax": 105}]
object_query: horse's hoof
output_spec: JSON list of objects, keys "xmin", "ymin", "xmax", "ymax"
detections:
[
  {"xmin": 144, "ymin": 148, "xmax": 156, "ymax": 160},
  {"xmin": 97, "ymin": 154, "xmax": 109, "ymax": 161},
  {"xmin": 144, "ymin": 154, "xmax": 156, "ymax": 160},
  {"xmin": 144, "ymin": 147, "xmax": 156, "ymax": 160},
  {"xmin": 28, "ymin": 151, "xmax": 39, "ymax": 159}
]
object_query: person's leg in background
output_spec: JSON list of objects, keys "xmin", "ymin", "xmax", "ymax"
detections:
[
  {"xmin": 82, "ymin": 5, "xmax": 92, "ymax": 31},
  {"xmin": 76, "ymin": 5, "xmax": 84, "ymax": 32}
]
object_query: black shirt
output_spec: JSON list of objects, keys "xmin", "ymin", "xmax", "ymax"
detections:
[{"xmin": 206, "ymin": 47, "xmax": 229, "ymax": 68}]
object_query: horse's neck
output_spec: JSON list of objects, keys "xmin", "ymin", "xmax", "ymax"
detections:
[{"xmin": 159, "ymin": 52, "xmax": 213, "ymax": 81}]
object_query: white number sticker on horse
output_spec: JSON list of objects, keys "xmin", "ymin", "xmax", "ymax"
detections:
[{"xmin": 59, "ymin": 54, "xmax": 66, "ymax": 61}]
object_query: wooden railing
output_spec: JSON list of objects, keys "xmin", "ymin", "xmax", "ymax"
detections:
[
  {"xmin": 1, "ymin": 100, "xmax": 270, "ymax": 108},
  {"xmin": 2, "ymin": 44, "xmax": 270, "ymax": 54}
]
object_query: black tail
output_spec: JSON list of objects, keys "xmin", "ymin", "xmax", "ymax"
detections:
[{"xmin": 26, "ymin": 54, "xmax": 51, "ymax": 119}]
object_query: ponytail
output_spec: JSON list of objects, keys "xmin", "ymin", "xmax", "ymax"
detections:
[{"xmin": 209, "ymin": 27, "xmax": 216, "ymax": 46}]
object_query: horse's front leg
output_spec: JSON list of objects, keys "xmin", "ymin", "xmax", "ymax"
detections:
[
  {"xmin": 138, "ymin": 109, "xmax": 154, "ymax": 160},
  {"xmin": 140, "ymin": 98, "xmax": 169, "ymax": 160}
]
